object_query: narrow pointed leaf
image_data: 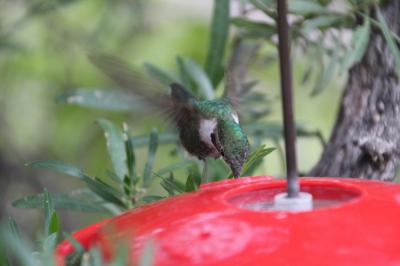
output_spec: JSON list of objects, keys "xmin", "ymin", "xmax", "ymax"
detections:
[
  {"xmin": 83, "ymin": 247, "xmax": 103, "ymax": 266},
  {"xmin": 12, "ymin": 190, "xmax": 108, "ymax": 212},
  {"xmin": 183, "ymin": 58, "xmax": 214, "ymax": 100},
  {"xmin": 64, "ymin": 233, "xmax": 85, "ymax": 266},
  {"xmin": 160, "ymin": 173, "xmax": 185, "ymax": 195},
  {"xmin": 231, "ymin": 17, "xmax": 276, "ymax": 39},
  {"xmin": 97, "ymin": 119, "xmax": 129, "ymax": 181},
  {"xmin": 7, "ymin": 217, "xmax": 20, "ymax": 240},
  {"xmin": 43, "ymin": 189, "xmax": 54, "ymax": 236},
  {"xmin": 143, "ymin": 129, "xmax": 159, "ymax": 187},
  {"xmin": 185, "ymin": 173, "xmax": 198, "ymax": 192},
  {"xmin": 131, "ymin": 132, "xmax": 177, "ymax": 147},
  {"xmin": 311, "ymin": 52, "xmax": 337, "ymax": 97},
  {"xmin": 43, "ymin": 233, "xmax": 58, "ymax": 253},
  {"xmin": 84, "ymin": 176, "xmax": 125, "ymax": 208},
  {"xmin": 47, "ymin": 212, "xmax": 60, "ymax": 236},
  {"xmin": 0, "ymin": 226, "xmax": 37, "ymax": 266},
  {"xmin": 123, "ymin": 124, "xmax": 136, "ymax": 184},
  {"xmin": 341, "ymin": 17, "xmax": 370, "ymax": 73},
  {"xmin": 205, "ymin": 0, "xmax": 230, "ymax": 87},
  {"xmin": 156, "ymin": 161, "xmax": 192, "ymax": 176},
  {"xmin": 289, "ymin": 0, "xmax": 329, "ymax": 15},
  {"xmin": 176, "ymin": 56, "xmax": 194, "ymax": 91},
  {"xmin": 227, "ymin": 145, "xmax": 275, "ymax": 178},
  {"xmin": 302, "ymin": 15, "xmax": 347, "ymax": 32},
  {"xmin": 376, "ymin": 7, "xmax": 400, "ymax": 75},
  {"xmin": 141, "ymin": 195, "xmax": 165, "ymax": 203},
  {"xmin": 27, "ymin": 160, "xmax": 85, "ymax": 179},
  {"xmin": 56, "ymin": 89, "xmax": 136, "ymax": 111},
  {"xmin": 143, "ymin": 63, "xmax": 176, "ymax": 86},
  {"xmin": 139, "ymin": 239, "xmax": 155, "ymax": 266}
]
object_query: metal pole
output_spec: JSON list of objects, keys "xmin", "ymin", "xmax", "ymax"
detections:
[{"xmin": 277, "ymin": 0, "xmax": 299, "ymax": 198}]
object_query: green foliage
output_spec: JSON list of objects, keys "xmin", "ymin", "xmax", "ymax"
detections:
[
  {"xmin": 6, "ymin": 0, "xmax": 399, "ymax": 264},
  {"xmin": 143, "ymin": 129, "xmax": 159, "ymax": 188},
  {"xmin": 227, "ymin": 145, "xmax": 275, "ymax": 178},
  {"xmin": 97, "ymin": 119, "xmax": 129, "ymax": 181},
  {"xmin": 56, "ymin": 89, "xmax": 137, "ymax": 111},
  {"xmin": 205, "ymin": 0, "xmax": 230, "ymax": 87},
  {"xmin": 143, "ymin": 63, "xmax": 177, "ymax": 86},
  {"xmin": 238, "ymin": 0, "xmax": 400, "ymax": 97},
  {"xmin": 182, "ymin": 58, "xmax": 214, "ymax": 100},
  {"xmin": 0, "ymin": 192, "xmax": 62, "ymax": 266},
  {"xmin": 375, "ymin": 6, "xmax": 400, "ymax": 75},
  {"xmin": 13, "ymin": 190, "xmax": 108, "ymax": 213},
  {"xmin": 340, "ymin": 17, "xmax": 371, "ymax": 73}
]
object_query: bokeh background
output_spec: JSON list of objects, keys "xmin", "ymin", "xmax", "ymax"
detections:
[{"xmin": 0, "ymin": 0, "xmax": 343, "ymax": 235}]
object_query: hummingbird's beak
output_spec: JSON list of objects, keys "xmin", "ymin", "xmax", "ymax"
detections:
[{"xmin": 231, "ymin": 166, "xmax": 241, "ymax": 178}]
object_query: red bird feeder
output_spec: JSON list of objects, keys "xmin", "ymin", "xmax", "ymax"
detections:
[
  {"xmin": 55, "ymin": 0, "xmax": 400, "ymax": 264},
  {"xmin": 55, "ymin": 176, "xmax": 400, "ymax": 265}
]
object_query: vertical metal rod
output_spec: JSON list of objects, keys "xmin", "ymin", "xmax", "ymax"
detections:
[{"xmin": 277, "ymin": 0, "xmax": 299, "ymax": 198}]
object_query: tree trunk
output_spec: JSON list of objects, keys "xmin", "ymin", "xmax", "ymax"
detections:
[{"xmin": 310, "ymin": 1, "xmax": 400, "ymax": 181}]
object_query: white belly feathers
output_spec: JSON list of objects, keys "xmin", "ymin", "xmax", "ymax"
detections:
[{"xmin": 199, "ymin": 118, "xmax": 217, "ymax": 147}]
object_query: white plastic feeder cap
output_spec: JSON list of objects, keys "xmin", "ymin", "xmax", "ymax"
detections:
[{"xmin": 273, "ymin": 192, "xmax": 313, "ymax": 212}]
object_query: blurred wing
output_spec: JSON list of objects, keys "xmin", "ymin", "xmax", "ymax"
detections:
[
  {"xmin": 88, "ymin": 53, "xmax": 196, "ymax": 126},
  {"xmin": 223, "ymin": 39, "xmax": 259, "ymax": 108}
]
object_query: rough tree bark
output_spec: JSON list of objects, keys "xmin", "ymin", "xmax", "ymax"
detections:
[{"xmin": 310, "ymin": 1, "xmax": 400, "ymax": 181}]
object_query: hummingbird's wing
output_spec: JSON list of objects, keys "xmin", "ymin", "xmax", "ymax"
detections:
[
  {"xmin": 223, "ymin": 40, "xmax": 259, "ymax": 108},
  {"xmin": 88, "ymin": 53, "xmax": 196, "ymax": 126}
]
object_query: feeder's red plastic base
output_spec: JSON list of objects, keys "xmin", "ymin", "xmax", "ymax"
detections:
[{"xmin": 55, "ymin": 177, "xmax": 400, "ymax": 266}]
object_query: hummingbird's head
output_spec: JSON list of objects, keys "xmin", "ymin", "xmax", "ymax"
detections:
[{"xmin": 217, "ymin": 120, "xmax": 250, "ymax": 178}]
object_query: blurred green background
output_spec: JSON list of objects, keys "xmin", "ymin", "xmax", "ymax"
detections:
[{"xmin": 0, "ymin": 0, "xmax": 343, "ymax": 234}]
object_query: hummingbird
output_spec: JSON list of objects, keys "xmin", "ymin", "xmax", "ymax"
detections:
[{"xmin": 88, "ymin": 54, "xmax": 250, "ymax": 180}]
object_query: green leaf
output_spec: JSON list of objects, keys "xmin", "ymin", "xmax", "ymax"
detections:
[
  {"xmin": 302, "ymin": 15, "xmax": 347, "ymax": 32},
  {"xmin": 156, "ymin": 161, "xmax": 192, "ymax": 176},
  {"xmin": 83, "ymin": 247, "xmax": 103, "ymax": 266},
  {"xmin": 143, "ymin": 63, "xmax": 176, "ymax": 86},
  {"xmin": 288, "ymin": 0, "xmax": 330, "ymax": 15},
  {"xmin": 7, "ymin": 217, "xmax": 20, "ymax": 240},
  {"xmin": 0, "ymin": 225, "xmax": 37, "ymax": 266},
  {"xmin": 139, "ymin": 239, "xmax": 155, "ymax": 266},
  {"xmin": 143, "ymin": 129, "xmax": 159, "ymax": 188},
  {"xmin": 123, "ymin": 123, "xmax": 137, "ymax": 185},
  {"xmin": 205, "ymin": 0, "xmax": 230, "ymax": 87},
  {"xmin": 97, "ymin": 119, "xmax": 129, "ymax": 181},
  {"xmin": 30, "ymin": 161, "xmax": 126, "ymax": 207},
  {"xmin": 43, "ymin": 189, "xmax": 54, "ymax": 236},
  {"xmin": 13, "ymin": 190, "xmax": 108, "ymax": 212},
  {"xmin": 43, "ymin": 233, "xmax": 58, "ymax": 253},
  {"xmin": 231, "ymin": 17, "xmax": 276, "ymax": 39},
  {"xmin": 376, "ymin": 7, "xmax": 400, "ymax": 75},
  {"xmin": 185, "ymin": 173, "xmax": 198, "ymax": 192},
  {"xmin": 56, "ymin": 89, "xmax": 136, "ymax": 111},
  {"xmin": 160, "ymin": 173, "xmax": 185, "ymax": 195},
  {"xmin": 176, "ymin": 56, "xmax": 194, "ymax": 91},
  {"xmin": 131, "ymin": 132, "xmax": 178, "ymax": 147},
  {"xmin": 183, "ymin": 58, "xmax": 214, "ymax": 100},
  {"xmin": 27, "ymin": 160, "xmax": 85, "ymax": 179},
  {"xmin": 141, "ymin": 195, "xmax": 165, "ymax": 203},
  {"xmin": 311, "ymin": 51, "xmax": 338, "ymax": 97},
  {"xmin": 84, "ymin": 176, "xmax": 125, "ymax": 208},
  {"xmin": 188, "ymin": 163, "xmax": 202, "ymax": 187},
  {"xmin": 229, "ymin": 145, "xmax": 275, "ymax": 178},
  {"xmin": 64, "ymin": 233, "xmax": 85, "ymax": 266},
  {"xmin": 109, "ymin": 245, "xmax": 129, "ymax": 266},
  {"xmin": 341, "ymin": 17, "xmax": 370, "ymax": 73},
  {"xmin": 250, "ymin": 0, "xmax": 275, "ymax": 13},
  {"xmin": 47, "ymin": 212, "xmax": 60, "ymax": 237}
]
